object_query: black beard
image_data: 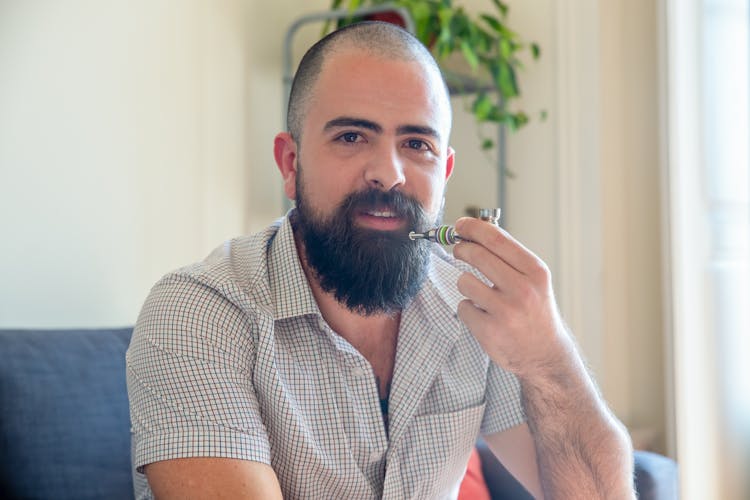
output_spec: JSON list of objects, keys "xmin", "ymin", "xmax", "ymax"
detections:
[{"xmin": 293, "ymin": 175, "xmax": 437, "ymax": 316}]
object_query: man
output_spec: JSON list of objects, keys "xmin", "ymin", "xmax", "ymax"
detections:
[{"xmin": 127, "ymin": 22, "xmax": 635, "ymax": 499}]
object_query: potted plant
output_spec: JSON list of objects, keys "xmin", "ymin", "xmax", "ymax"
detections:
[{"xmin": 325, "ymin": 0, "xmax": 541, "ymax": 151}]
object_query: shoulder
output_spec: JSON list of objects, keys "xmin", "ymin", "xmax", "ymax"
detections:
[
  {"xmin": 132, "ymin": 219, "xmax": 286, "ymax": 349},
  {"xmin": 154, "ymin": 219, "xmax": 284, "ymax": 310}
]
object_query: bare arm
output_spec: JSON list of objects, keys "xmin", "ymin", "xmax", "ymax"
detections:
[
  {"xmin": 145, "ymin": 458, "xmax": 283, "ymax": 500},
  {"xmin": 517, "ymin": 334, "xmax": 634, "ymax": 499},
  {"xmin": 453, "ymin": 217, "xmax": 635, "ymax": 499}
]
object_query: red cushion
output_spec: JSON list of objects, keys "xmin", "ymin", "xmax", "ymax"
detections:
[{"xmin": 458, "ymin": 447, "xmax": 492, "ymax": 500}]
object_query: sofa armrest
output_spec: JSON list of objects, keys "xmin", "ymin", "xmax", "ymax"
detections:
[
  {"xmin": 634, "ymin": 450, "xmax": 679, "ymax": 500},
  {"xmin": 0, "ymin": 328, "xmax": 134, "ymax": 500},
  {"xmin": 476, "ymin": 439, "xmax": 534, "ymax": 500}
]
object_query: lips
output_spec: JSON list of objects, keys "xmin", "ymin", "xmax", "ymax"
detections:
[
  {"xmin": 356, "ymin": 207, "xmax": 405, "ymax": 230},
  {"xmin": 364, "ymin": 209, "xmax": 398, "ymax": 218},
  {"xmin": 339, "ymin": 188, "xmax": 423, "ymax": 233}
]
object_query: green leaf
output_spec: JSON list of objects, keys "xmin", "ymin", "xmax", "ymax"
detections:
[
  {"xmin": 531, "ymin": 42, "xmax": 541, "ymax": 59},
  {"xmin": 493, "ymin": 61, "xmax": 519, "ymax": 98},
  {"xmin": 410, "ymin": 2, "xmax": 432, "ymax": 44},
  {"xmin": 471, "ymin": 26, "xmax": 493, "ymax": 54},
  {"xmin": 460, "ymin": 40, "xmax": 479, "ymax": 72},
  {"xmin": 496, "ymin": 24, "xmax": 519, "ymax": 42},
  {"xmin": 491, "ymin": 0, "xmax": 509, "ymax": 18},
  {"xmin": 485, "ymin": 105, "xmax": 505, "ymax": 123},
  {"xmin": 451, "ymin": 9, "xmax": 470, "ymax": 32},
  {"xmin": 508, "ymin": 112, "xmax": 529, "ymax": 132},
  {"xmin": 438, "ymin": 7, "xmax": 453, "ymax": 45},
  {"xmin": 472, "ymin": 93, "xmax": 494, "ymax": 120},
  {"xmin": 438, "ymin": 6, "xmax": 453, "ymax": 29},
  {"xmin": 479, "ymin": 14, "xmax": 502, "ymax": 33},
  {"xmin": 500, "ymin": 38, "xmax": 513, "ymax": 60},
  {"xmin": 481, "ymin": 138, "xmax": 495, "ymax": 150},
  {"xmin": 346, "ymin": 0, "xmax": 362, "ymax": 14}
]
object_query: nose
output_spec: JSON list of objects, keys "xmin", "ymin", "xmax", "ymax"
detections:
[{"xmin": 364, "ymin": 147, "xmax": 406, "ymax": 191}]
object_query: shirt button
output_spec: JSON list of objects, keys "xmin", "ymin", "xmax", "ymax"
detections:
[
  {"xmin": 369, "ymin": 450, "xmax": 382, "ymax": 462},
  {"xmin": 351, "ymin": 366, "xmax": 365, "ymax": 378}
]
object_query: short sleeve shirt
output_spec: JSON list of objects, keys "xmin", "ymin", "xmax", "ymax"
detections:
[{"xmin": 126, "ymin": 216, "xmax": 525, "ymax": 499}]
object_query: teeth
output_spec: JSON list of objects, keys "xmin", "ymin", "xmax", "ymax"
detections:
[{"xmin": 367, "ymin": 210, "xmax": 396, "ymax": 217}]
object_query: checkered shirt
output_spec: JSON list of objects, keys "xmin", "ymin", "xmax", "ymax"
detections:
[{"xmin": 126, "ymin": 215, "xmax": 525, "ymax": 499}]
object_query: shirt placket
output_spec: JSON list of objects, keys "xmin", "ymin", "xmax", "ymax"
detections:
[{"xmin": 318, "ymin": 318, "xmax": 389, "ymax": 495}]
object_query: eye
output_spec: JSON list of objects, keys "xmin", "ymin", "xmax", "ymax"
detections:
[
  {"xmin": 405, "ymin": 139, "xmax": 432, "ymax": 152},
  {"xmin": 337, "ymin": 132, "xmax": 363, "ymax": 143}
]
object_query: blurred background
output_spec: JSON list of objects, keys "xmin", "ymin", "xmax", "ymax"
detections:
[{"xmin": 0, "ymin": 1, "xmax": 747, "ymax": 498}]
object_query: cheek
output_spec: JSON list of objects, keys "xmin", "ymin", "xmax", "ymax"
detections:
[
  {"xmin": 413, "ymin": 170, "xmax": 447, "ymax": 218},
  {"xmin": 299, "ymin": 166, "xmax": 354, "ymax": 215}
]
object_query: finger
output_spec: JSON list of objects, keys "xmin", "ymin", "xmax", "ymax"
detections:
[
  {"xmin": 457, "ymin": 272, "xmax": 497, "ymax": 312},
  {"xmin": 455, "ymin": 217, "xmax": 542, "ymax": 276},
  {"xmin": 457, "ymin": 298, "xmax": 492, "ymax": 333},
  {"xmin": 454, "ymin": 240, "xmax": 527, "ymax": 293}
]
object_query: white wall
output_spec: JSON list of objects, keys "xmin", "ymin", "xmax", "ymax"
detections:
[
  {"xmin": 598, "ymin": 0, "xmax": 665, "ymax": 451},
  {"xmin": 0, "ymin": 0, "xmax": 326, "ymax": 327}
]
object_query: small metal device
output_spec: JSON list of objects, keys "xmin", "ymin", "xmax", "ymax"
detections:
[
  {"xmin": 408, "ymin": 208, "xmax": 502, "ymax": 245},
  {"xmin": 478, "ymin": 208, "xmax": 502, "ymax": 226},
  {"xmin": 408, "ymin": 225, "xmax": 463, "ymax": 245}
]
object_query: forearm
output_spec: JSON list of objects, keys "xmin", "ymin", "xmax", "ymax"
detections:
[{"xmin": 519, "ymin": 339, "xmax": 635, "ymax": 499}]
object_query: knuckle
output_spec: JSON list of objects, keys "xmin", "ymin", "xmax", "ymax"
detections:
[
  {"xmin": 517, "ymin": 281, "xmax": 535, "ymax": 302},
  {"xmin": 489, "ymin": 231, "xmax": 506, "ymax": 250},
  {"xmin": 457, "ymin": 299, "xmax": 471, "ymax": 316},
  {"xmin": 529, "ymin": 258, "xmax": 550, "ymax": 283}
]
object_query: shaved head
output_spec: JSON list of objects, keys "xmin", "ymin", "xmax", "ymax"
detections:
[{"xmin": 287, "ymin": 21, "xmax": 451, "ymax": 142}]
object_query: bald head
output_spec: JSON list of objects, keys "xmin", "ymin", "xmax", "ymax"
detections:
[{"xmin": 287, "ymin": 21, "xmax": 451, "ymax": 141}]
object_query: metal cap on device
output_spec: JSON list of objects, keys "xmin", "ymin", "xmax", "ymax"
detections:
[{"xmin": 479, "ymin": 208, "xmax": 502, "ymax": 226}]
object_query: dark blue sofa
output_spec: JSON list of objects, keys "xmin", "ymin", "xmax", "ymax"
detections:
[{"xmin": 0, "ymin": 328, "xmax": 678, "ymax": 499}]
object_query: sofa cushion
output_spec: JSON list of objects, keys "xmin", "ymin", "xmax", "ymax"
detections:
[
  {"xmin": 0, "ymin": 328, "xmax": 133, "ymax": 500},
  {"xmin": 458, "ymin": 447, "xmax": 492, "ymax": 499}
]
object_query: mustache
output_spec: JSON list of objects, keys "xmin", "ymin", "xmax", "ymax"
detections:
[{"xmin": 339, "ymin": 188, "xmax": 426, "ymax": 226}]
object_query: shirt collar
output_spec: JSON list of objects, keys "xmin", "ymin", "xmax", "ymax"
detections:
[
  {"xmin": 424, "ymin": 246, "xmax": 470, "ymax": 315},
  {"xmin": 267, "ymin": 215, "xmax": 321, "ymax": 320}
]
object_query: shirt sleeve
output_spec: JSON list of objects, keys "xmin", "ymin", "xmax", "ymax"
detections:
[
  {"xmin": 480, "ymin": 361, "xmax": 526, "ymax": 435},
  {"xmin": 126, "ymin": 273, "xmax": 271, "ymax": 472}
]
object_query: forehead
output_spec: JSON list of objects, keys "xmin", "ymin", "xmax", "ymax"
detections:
[{"xmin": 305, "ymin": 49, "xmax": 451, "ymax": 139}]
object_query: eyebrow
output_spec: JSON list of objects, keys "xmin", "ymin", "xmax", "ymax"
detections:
[
  {"xmin": 324, "ymin": 117, "xmax": 382, "ymax": 133},
  {"xmin": 323, "ymin": 116, "xmax": 441, "ymax": 141},
  {"xmin": 396, "ymin": 124, "xmax": 440, "ymax": 140}
]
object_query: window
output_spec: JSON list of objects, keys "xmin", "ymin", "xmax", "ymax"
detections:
[{"xmin": 662, "ymin": 0, "xmax": 750, "ymax": 497}]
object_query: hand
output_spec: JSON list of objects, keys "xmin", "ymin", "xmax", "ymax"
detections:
[{"xmin": 452, "ymin": 217, "xmax": 573, "ymax": 379}]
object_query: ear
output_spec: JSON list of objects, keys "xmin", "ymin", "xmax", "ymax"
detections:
[
  {"xmin": 274, "ymin": 132, "xmax": 298, "ymax": 200},
  {"xmin": 445, "ymin": 146, "xmax": 455, "ymax": 180}
]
